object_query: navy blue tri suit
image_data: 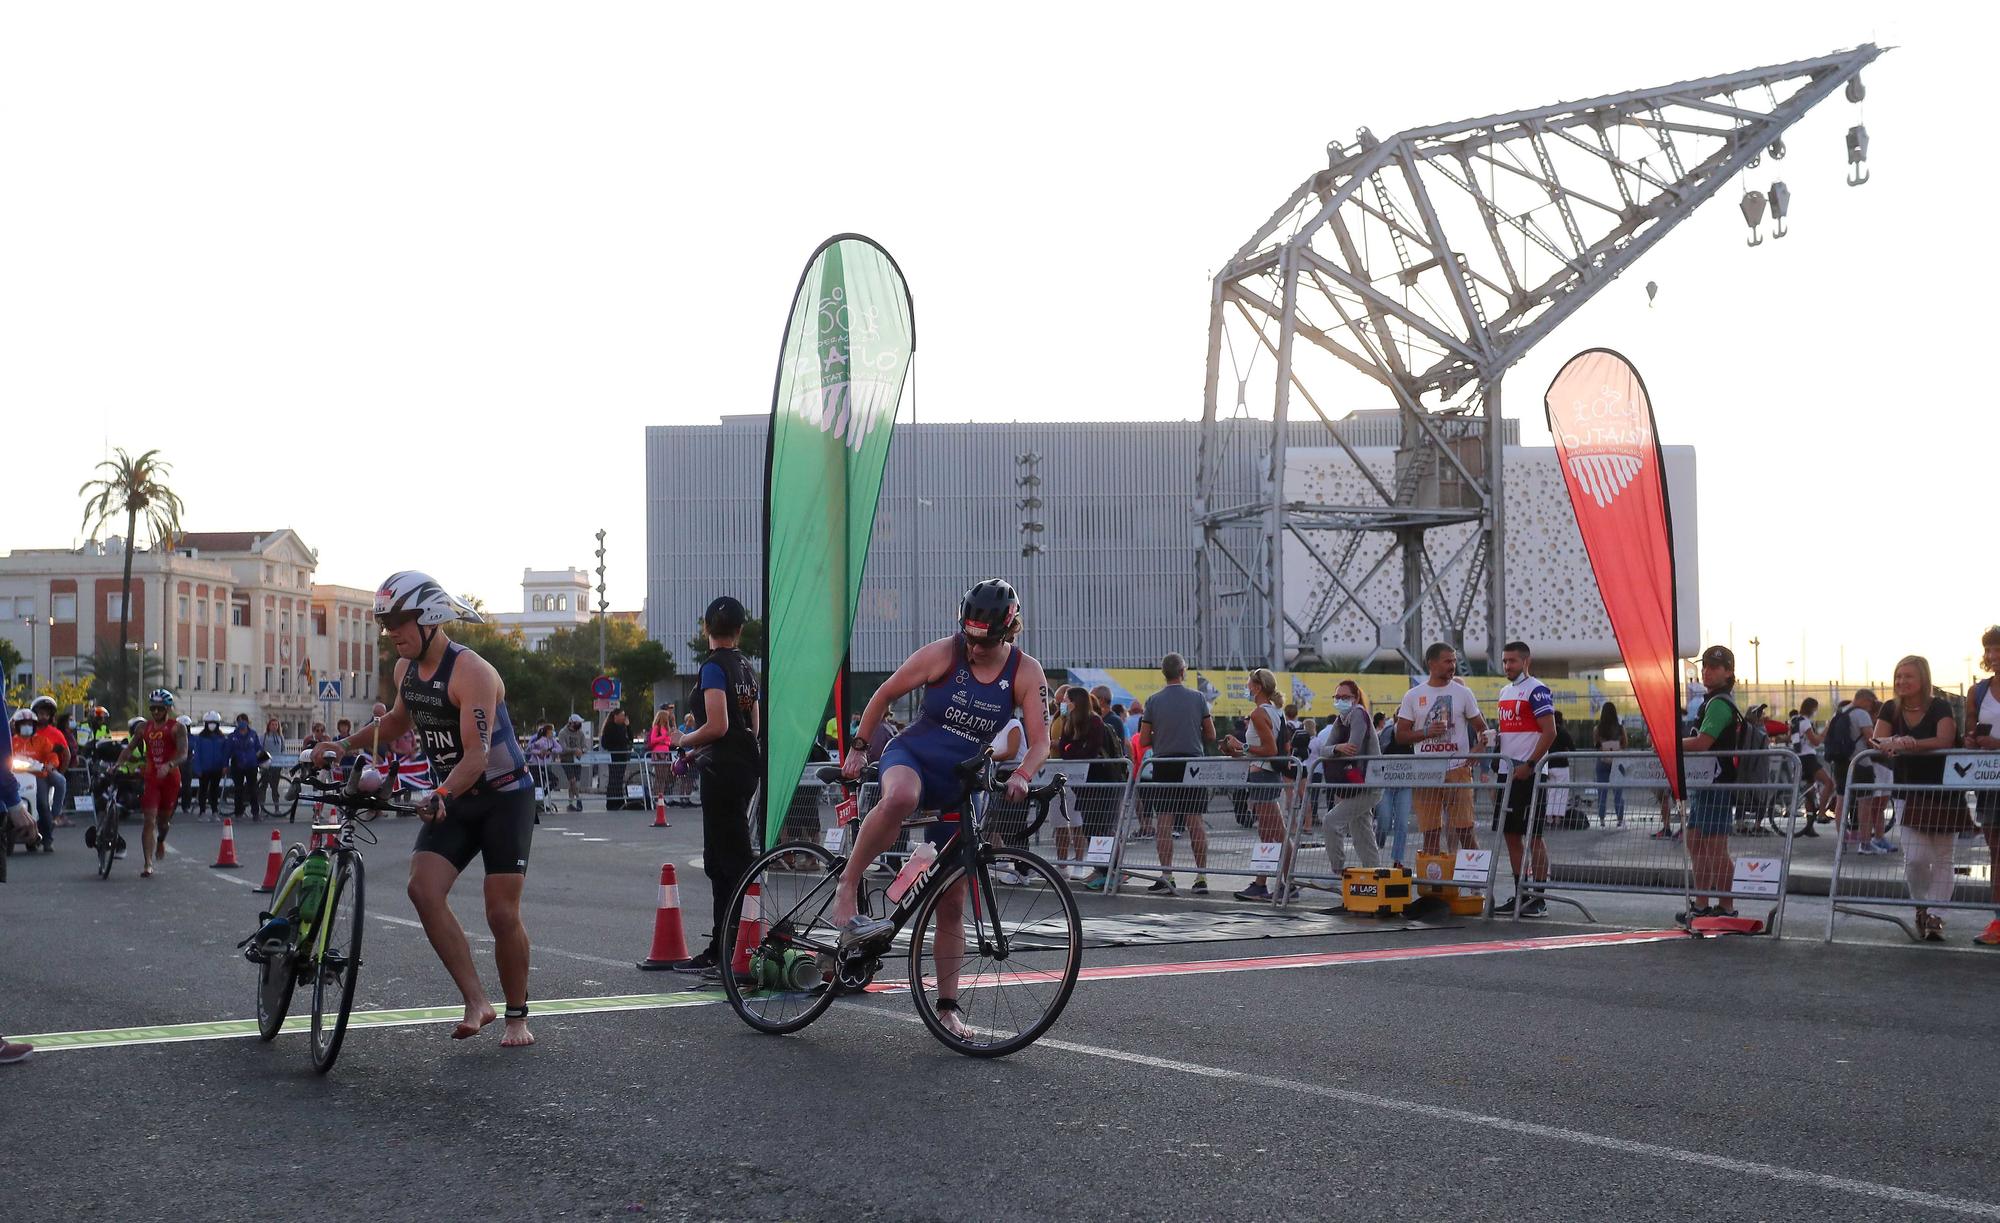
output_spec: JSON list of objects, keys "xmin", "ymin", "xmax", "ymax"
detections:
[
  {"xmin": 882, "ymin": 637, "xmax": 1025, "ymax": 847},
  {"xmin": 403, "ymin": 642, "xmax": 536, "ymax": 875}
]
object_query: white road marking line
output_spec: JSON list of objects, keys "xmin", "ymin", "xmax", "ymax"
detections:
[
  {"xmin": 580, "ymin": 838, "xmax": 609, "ymax": 843},
  {"xmin": 369, "ymin": 913, "xmax": 633, "ymax": 969},
  {"xmin": 926, "ymin": 1014, "xmax": 2000, "ymax": 1219}
]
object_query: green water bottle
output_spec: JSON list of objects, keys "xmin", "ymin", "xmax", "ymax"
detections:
[{"xmin": 297, "ymin": 854, "xmax": 329, "ymax": 921}]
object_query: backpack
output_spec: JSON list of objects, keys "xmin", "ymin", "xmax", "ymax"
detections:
[{"xmin": 1822, "ymin": 705, "xmax": 1857, "ymax": 760}]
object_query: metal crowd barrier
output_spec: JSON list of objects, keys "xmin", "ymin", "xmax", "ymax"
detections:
[
  {"xmin": 1826, "ymin": 749, "xmax": 1999, "ymax": 944},
  {"xmin": 1099, "ymin": 755, "xmax": 1293, "ymax": 895},
  {"xmin": 1281, "ymin": 754, "xmax": 1510, "ymax": 911},
  {"xmin": 1027, "ymin": 757, "xmax": 1131, "ymax": 879},
  {"xmin": 1523, "ymin": 749, "xmax": 1804, "ymax": 932}
]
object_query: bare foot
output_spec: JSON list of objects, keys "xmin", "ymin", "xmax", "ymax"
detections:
[
  {"xmin": 500, "ymin": 1017, "xmax": 535, "ymax": 1048},
  {"xmin": 451, "ymin": 1003, "xmax": 497, "ymax": 1040}
]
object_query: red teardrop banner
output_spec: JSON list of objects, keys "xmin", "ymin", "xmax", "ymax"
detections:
[{"xmin": 1543, "ymin": 349, "xmax": 1684, "ymax": 799}]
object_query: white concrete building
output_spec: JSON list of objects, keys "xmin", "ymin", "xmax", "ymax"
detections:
[
  {"xmin": 0, "ymin": 529, "xmax": 381, "ymax": 734},
  {"xmin": 490, "ymin": 567, "xmax": 592, "ymax": 650}
]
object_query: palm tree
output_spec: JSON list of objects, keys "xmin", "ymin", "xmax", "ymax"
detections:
[
  {"xmin": 79, "ymin": 448, "xmax": 186, "ymax": 717},
  {"xmin": 79, "ymin": 642, "xmax": 166, "ymax": 718}
]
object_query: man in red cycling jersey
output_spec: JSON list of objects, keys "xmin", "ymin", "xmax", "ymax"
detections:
[{"xmin": 115, "ymin": 689, "xmax": 190, "ymax": 878}]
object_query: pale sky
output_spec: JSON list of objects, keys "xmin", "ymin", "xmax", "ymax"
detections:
[{"xmin": 3, "ymin": 3, "xmax": 1984, "ymax": 688}]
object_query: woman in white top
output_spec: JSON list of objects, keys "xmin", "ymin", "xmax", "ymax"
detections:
[
  {"xmin": 1225, "ymin": 669, "xmax": 1292, "ymax": 901},
  {"xmin": 987, "ymin": 717, "xmax": 1030, "ymax": 884},
  {"xmin": 1313, "ymin": 679, "xmax": 1382, "ymax": 875}
]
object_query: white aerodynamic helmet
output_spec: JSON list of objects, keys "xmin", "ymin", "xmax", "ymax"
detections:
[{"xmin": 374, "ymin": 570, "xmax": 482, "ymax": 626}]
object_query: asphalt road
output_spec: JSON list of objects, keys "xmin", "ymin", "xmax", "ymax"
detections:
[{"xmin": 3, "ymin": 809, "xmax": 1997, "ymax": 1222}]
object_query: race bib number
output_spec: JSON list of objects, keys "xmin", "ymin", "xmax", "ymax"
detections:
[{"xmin": 836, "ymin": 794, "xmax": 860, "ymax": 826}]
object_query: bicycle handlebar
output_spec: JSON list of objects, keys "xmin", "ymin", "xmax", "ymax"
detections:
[
  {"xmin": 814, "ymin": 749, "xmax": 1070, "ymax": 839},
  {"xmin": 287, "ymin": 761, "xmax": 424, "ymax": 819}
]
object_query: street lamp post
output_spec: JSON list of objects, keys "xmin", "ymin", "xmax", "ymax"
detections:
[
  {"xmin": 1016, "ymin": 452, "xmax": 1045, "ymax": 650},
  {"xmin": 23, "ymin": 614, "xmax": 36, "ymax": 696},
  {"xmin": 594, "ymin": 529, "xmax": 608, "ymax": 673}
]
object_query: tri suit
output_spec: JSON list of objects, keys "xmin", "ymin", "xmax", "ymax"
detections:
[
  {"xmin": 402, "ymin": 642, "xmax": 536, "ymax": 875},
  {"xmin": 139, "ymin": 718, "xmax": 183, "ymax": 813},
  {"xmin": 882, "ymin": 637, "xmax": 1025, "ymax": 846}
]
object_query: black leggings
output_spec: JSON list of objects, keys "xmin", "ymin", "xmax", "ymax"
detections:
[
  {"xmin": 197, "ymin": 772, "xmax": 223, "ymax": 812},
  {"xmin": 699, "ymin": 770, "xmax": 756, "ymax": 960}
]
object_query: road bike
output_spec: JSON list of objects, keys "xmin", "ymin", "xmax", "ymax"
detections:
[
  {"xmin": 84, "ymin": 772, "xmax": 138, "ymax": 880},
  {"xmin": 240, "ymin": 763, "xmax": 418, "ymax": 1073},
  {"xmin": 720, "ymin": 749, "xmax": 1080, "ymax": 1058}
]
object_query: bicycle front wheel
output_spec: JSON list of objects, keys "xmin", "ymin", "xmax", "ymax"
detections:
[
  {"xmin": 908, "ymin": 849, "xmax": 1081, "ymax": 1058},
  {"xmin": 308, "ymin": 853, "xmax": 364, "ymax": 1073},
  {"xmin": 720, "ymin": 842, "xmax": 843, "ymax": 1035},
  {"xmin": 255, "ymin": 846, "xmax": 307, "ymax": 1041}
]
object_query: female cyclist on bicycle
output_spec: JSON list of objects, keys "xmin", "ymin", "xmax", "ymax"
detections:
[{"xmin": 829, "ymin": 580, "xmax": 1052, "ymax": 1029}]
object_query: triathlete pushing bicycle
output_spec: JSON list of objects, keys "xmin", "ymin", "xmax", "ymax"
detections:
[
  {"xmin": 304, "ymin": 571, "xmax": 538, "ymax": 1048},
  {"xmin": 830, "ymin": 580, "xmax": 1052, "ymax": 1033}
]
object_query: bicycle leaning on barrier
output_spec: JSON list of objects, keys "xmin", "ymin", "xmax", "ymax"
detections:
[{"xmin": 719, "ymin": 749, "xmax": 1080, "ymax": 1058}]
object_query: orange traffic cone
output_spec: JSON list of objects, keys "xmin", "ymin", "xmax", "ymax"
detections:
[
  {"xmin": 729, "ymin": 882, "xmax": 763, "ymax": 976},
  {"xmin": 211, "ymin": 818, "xmax": 243, "ymax": 868},
  {"xmin": 652, "ymin": 798, "xmax": 669, "ymax": 828},
  {"xmin": 252, "ymin": 829, "xmax": 284, "ymax": 893},
  {"xmin": 636, "ymin": 864, "xmax": 693, "ymax": 970}
]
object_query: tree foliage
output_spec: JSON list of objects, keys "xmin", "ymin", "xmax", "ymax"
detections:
[{"xmin": 79, "ymin": 643, "xmax": 166, "ymax": 720}]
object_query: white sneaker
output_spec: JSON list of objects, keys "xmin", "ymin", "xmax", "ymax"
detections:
[
  {"xmin": 992, "ymin": 867, "xmax": 1026, "ymax": 886},
  {"xmin": 1068, "ymin": 866, "xmax": 1092, "ymax": 882},
  {"xmin": 1856, "ymin": 841, "xmax": 1880, "ymax": 855}
]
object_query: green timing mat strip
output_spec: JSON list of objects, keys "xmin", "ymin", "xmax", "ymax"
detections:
[{"xmin": 15, "ymin": 990, "xmax": 725, "ymax": 1052}]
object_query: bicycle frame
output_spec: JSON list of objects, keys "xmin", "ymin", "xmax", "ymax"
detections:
[
  {"xmin": 266, "ymin": 809, "xmax": 369, "ymax": 964},
  {"xmin": 784, "ymin": 756, "xmax": 1059, "ymax": 968}
]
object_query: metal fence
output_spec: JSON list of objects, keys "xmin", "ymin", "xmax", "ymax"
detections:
[
  {"xmin": 1522, "ymin": 750, "xmax": 1804, "ymax": 932},
  {"xmin": 1825, "ymin": 749, "xmax": 1999, "ymax": 944}
]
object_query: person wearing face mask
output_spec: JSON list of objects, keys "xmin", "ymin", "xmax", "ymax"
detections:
[
  {"xmin": 1310, "ymin": 680, "xmax": 1382, "ymax": 876},
  {"xmin": 190, "ymin": 711, "xmax": 230, "ymax": 819},
  {"xmin": 226, "ymin": 713, "xmax": 264, "ymax": 818}
]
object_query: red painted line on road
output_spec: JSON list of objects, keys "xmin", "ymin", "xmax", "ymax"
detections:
[{"xmin": 875, "ymin": 927, "xmax": 1684, "ymax": 992}]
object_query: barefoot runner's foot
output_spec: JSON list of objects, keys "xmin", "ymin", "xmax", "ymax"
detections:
[
  {"xmin": 501, "ymin": 1007, "xmax": 534, "ymax": 1047},
  {"xmin": 452, "ymin": 1003, "xmax": 497, "ymax": 1040}
]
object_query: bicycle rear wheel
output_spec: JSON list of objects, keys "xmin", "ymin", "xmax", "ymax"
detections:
[
  {"xmin": 308, "ymin": 853, "xmax": 364, "ymax": 1073},
  {"xmin": 96, "ymin": 809, "xmax": 117, "ymax": 879},
  {"xmin": 720, "ymin": 842, "xmax": 843, "ymax": 1035},
  {"xmin": 908, "ymin": 849, "xmax": 1081, "ymax": 1058}
]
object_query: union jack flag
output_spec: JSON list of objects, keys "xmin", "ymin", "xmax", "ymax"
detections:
[{"xmin": 390, "ymin": 753, "xmax": 434, "ymax": 793}]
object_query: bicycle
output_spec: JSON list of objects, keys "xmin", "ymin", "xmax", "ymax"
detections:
[
  {"xmin": 720, "ymin": 749, "xmax": 1081, "ymax": 1058},
  {"xmin": 84, "ymin": 773, "xmax": 138, "ymax": 879},
  {"xmin": 240, "ymin": 762, "xmax": 419, "ymax": 1074}
]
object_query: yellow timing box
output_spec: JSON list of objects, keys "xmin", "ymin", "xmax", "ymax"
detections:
[{"xmin": 1341, "ymin": 866, "xmax": 1415, "ymax": 917}]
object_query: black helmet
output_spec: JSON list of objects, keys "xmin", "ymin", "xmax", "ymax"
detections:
[{"xmin": 959, "ymin": 579, "xmax": 1021, "ymax": 642}]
